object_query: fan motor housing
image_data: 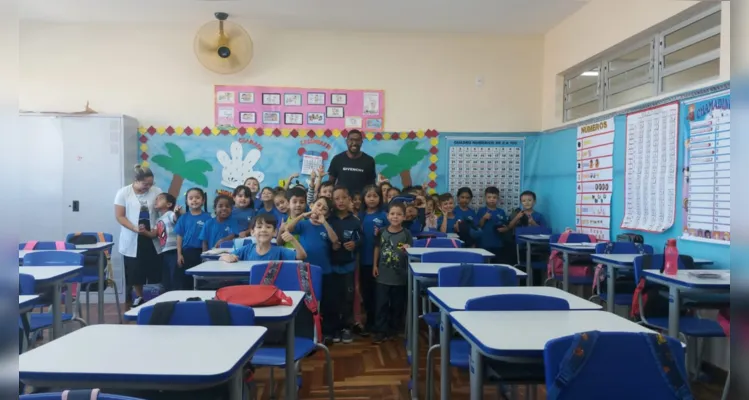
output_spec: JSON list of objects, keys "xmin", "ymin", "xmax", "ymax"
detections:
[{"xmin": 218, "ymin": 46, "xmax": 231, "ymax": 58}]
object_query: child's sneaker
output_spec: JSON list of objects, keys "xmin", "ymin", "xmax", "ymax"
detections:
[
  {"xmin": 332, "ymin": 332, "xmax": 342, "ymax": 343},
  {"xmin": 341, "ymin": 329, "xmax": 354, "ymax": 344},
  {"xmin": 353, "ymin": 323, "xmax": 369, "ymax": 337},
  {"xmin": 372, "ymin": 333, "xmax": 386, "ymax": 344},
  {"xmin": 131, "ymin": 297, "xmax": 144, "ymax": 307}
]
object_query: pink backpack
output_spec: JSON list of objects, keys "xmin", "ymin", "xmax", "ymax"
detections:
[
  {"xmin": 23, "ymin": 241, "xmax": 67, "ymax": 250},
  {"xmin": 547, "ymin": 231, "xmax": 596, "ymax": 279}
]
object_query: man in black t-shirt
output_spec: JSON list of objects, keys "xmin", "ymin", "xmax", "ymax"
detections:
[{"xmin": 328, "ymin": 129, "xmax": 376, "ymax": 195}]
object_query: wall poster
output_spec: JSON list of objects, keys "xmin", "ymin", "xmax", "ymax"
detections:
[{"xmin": 575, "ymin": 118, "xmax": 614, "ymax": 241}]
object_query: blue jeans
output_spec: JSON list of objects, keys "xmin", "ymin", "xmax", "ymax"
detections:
[{"xmin": 160, "ymin": 250, "xmax": 179, "ymax": 291}]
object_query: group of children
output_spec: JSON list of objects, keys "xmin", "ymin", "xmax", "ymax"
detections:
[{"xmin": 146, "ymin": 166, "xmax": 546, "ymax": 344}]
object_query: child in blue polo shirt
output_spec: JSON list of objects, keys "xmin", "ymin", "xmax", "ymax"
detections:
[
  {"xmin": 200, "ymin": 195, "xmax": 239, "ymax": 250},
  {"xmin": 174, "ymin": 188, "xmax": 211, "ymax": 292},
  {"xmin": 508, "ymin": 190, "xmax": 546, "ymax": 229},
  {"xmin": 477, "ymin": 186, "xmax": 509, "ymax": 263},
  {"xmin": 220, "ymin": 213, "xmax": 306, "ymax": 262}
]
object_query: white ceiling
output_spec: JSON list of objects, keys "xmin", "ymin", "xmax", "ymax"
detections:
[{"xmin": 20, "ymin": 0, "xmax": 589, "ymax": 35}]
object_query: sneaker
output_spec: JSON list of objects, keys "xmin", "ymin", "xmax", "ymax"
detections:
[
  {"xmin": 323, "ymin": 335, "xmax": 333, "ymax": 345},
  {"xmin": 132, "ymin": 297, "xmax": 144, "ymax": 307},
  {"xmin": 372, "ymin": 333, "xmax": 386, "ymax": 344},
  {"xmin": 332, "ymin": 332, "xmax": 342, "ymax": 343},
  {"xmin": 353, "ymin": 323, "xmax": 370, "ymax": 337},
  {"xmin": 341, "ymin": 329, "xmax": 354, "ymax": 344}
]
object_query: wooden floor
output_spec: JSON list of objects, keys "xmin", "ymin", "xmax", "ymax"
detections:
[{"xmin": 33, "ymin": 304, "xmax": 729, "ymax": 399}]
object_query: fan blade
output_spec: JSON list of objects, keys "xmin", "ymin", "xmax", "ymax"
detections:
[{"xmin": 197, "ymin": 37, "xmax": 216, "ymax": 53}]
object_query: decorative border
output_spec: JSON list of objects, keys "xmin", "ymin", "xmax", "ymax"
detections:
[{"xmin": 138, "ymin": 126, "xmax": 440, "ymax": 193}]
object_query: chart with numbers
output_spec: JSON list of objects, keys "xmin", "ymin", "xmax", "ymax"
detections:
[
  {"xmin": 446, "ymin": 138, "xmax": 524, "ymax": 210},
  {"xmin": 621, "ymin": 102, "xmax": 679, "ymax": 232},
  {"xmin": 576, "ymin": 118, "xmax": 615, "ymax": 241},
  {"xmin": 681, "ymin": 90, "xmax": 730, "ymax": 244}
]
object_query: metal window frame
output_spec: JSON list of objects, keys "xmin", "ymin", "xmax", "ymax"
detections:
[
  {"xmin": 562, "ymin": 62, "xmax": 603, "ymax": 122},
  {"xmin": 603, "ymin": 39, "xmax": 656, "ymax": 108}
]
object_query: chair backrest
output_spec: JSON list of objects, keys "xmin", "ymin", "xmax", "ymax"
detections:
[
  {"xmin": 633, "ymin": 254, "xmax": 695, "ymax": 282},
  {"xmin": 438, "ymin": 264, "xmax": 517, "ymax": 287},
  {"xmin": 219, "ymin": 241, "xmax": 234, "ymax": 248},
  {"xmin": 19, "ymin": 273, "xmax": 35, "ymax": 295},
  {"xmin": 413, "ymin": 238, "xmax": 462, "ymax": 248},
  {"xmin": 544, "ymin": 331, "xmax": 690, "ymax": 400},
  {"xmin": 66, "ymin": 232, "xmax": 114, "ymax": 243},
  {"xmin": 466, "ymin": 294, "xmax": 570, "ymax": 310},
  {"xmin": 23, "ymin": 251, "xmax": 84, "ymax": 266},
  {"xmin": 416, "ymin": 231, "xmax": 447, "ymax": 238},
  {"xmin": 595, "ymin": 242, "xmax": 654, "ymax": 255},
  {"xmin": 20, "ymin": 392, "xmax": 147, "ymax": 400},
  {"xmin": 19, "ymin": 241, "xmax": 76, "ymax": 250},
  {"xmin": 249, "ymin": 262, "xmax": 323, "ymax": 300},
  {"xmin": 422, "ymin": 251, "xmax": 484, "ymax": 264},
  {"xmin": 136, "ymin": 301, "xmax": 255, "ymax": 326},
  {"xmin": 550, "ymin": 233, "xmax": 591, "ymax": 244},
  {"xmin": 514, "ymin": 226, "xmax": 552, "ymax": 241}
]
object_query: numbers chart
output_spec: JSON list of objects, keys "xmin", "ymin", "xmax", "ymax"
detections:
[
  {"xmin": 681, "ymin": 90, "xmax": 730, "ymax": 244},
  {"xmin": 576, "ymin": 118, "xmax": 615, "ymax": 241},
  {"xmin": 447, "ymin": 138, "xmax": 523, "ymax": 210},
  {"xmin": 621, "ymin": 102, "xmax": 679, "ymax": 232}
]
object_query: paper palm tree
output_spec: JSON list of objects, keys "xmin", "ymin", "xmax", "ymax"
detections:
[
  {"xmin": 151, "ymin": 143, "xmax": 213, "ymax": 197},
  {"xmin": 375, "ymin": 141, "xmax": 429, "ymax": 187}
]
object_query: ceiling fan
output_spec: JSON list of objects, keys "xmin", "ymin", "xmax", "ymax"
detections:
[{"xmin": 194, "ymin": 12, "xmax": 253, "ymax": 74}]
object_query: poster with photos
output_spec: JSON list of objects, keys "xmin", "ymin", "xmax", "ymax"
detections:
[
  {"xmin": 446, "ymin": 137, "xmax": 524, "ymax": 211},
  {"xmin": 576, "ymin": 118, "xmax": 615, "ymax": 241},
  {"xmin": 214, "ymin": 85, "xmax": 385, "ymax": 131}
]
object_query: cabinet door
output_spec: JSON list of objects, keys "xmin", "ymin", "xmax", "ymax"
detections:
[{"xmin": 61, "ymin": 117, "xmax": 124, "ymax": 236}]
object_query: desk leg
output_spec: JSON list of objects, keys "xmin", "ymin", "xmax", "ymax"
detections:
[
  {"xmin": 562, "ymin": 252, "xmax": 569, "ymax": 292},
  {"xmin": 410, "ymin": 277, "xmax": 420, "ymax": 400},
  {"xmin": 64, "ymin": 283, "xmax": 73, "ymax": 334},
  {"xmin": 97, "ymin": 251, "xmax": 105, "ymax": 324},
  {"xmin": 440, "ymin": 310, "xmax": 451, "ymax": 400},
  {"xmin": 606, "ymin": 264, "xmax": 615, "ymax": 313},
  {"xmin": 52, "ymin": 283, "xmax": 62, "ymax": 339},
  {"xmin": 526, "ymin": 243, "xmax": 533, "ymax": 287},
  {"xmin": 406, "ymin": 271, "xmax": 412, "ymax": 356},
  {"xmin": 668, "ymin": 286, "xmax": 680, "ymax": 338},
  {"xmin": 286, "ymin": 316, "xmax": 297, "ymax": 400},
  {"xmin": 469, "ymin": 346, "xmax": 483, "ymax": 400},
  {"xmin": 193, "ymin": 276, "xmax": 198, "ymax": 290},
  {"xmin": 228, "ymin": 370, "xmax": 244, "ymax": 400}
]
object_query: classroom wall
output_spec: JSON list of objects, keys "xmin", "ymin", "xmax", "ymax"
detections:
[
  {"xmin": 541, "ymin": 0, "xmax": 731, "ymax": 130},
  {"xmin": 19, "ymin": 21, "xmax": 543, "ymax": 132}
]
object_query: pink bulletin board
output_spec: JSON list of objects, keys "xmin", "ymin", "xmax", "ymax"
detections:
[{"xmin": 214, "ymin": 85, "xmax": 385, "ymax": 132}]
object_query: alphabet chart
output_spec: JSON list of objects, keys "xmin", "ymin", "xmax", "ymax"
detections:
[
  {"xmin": 621, "ymin": 102, "xmax": 679, "ymax": 232},
  {"xmin": 446, "ymin": 138, "xmax": 524, "ymax": 210},
  {"xmin": 681, "ymin": 90, "xmax": 730, "ymax": 244},
  {"xmin": 576, "ymin": 118, "xmax": 615, "ymax": 241}
]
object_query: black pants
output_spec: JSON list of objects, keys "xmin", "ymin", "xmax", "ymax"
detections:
[
  {"xmin": 322, "ymin": 272, "xmax": 354, "ymax": 335},
  {"xmin": 374, "ymin": 283, "xmax": 407, "ymax": 336},
  {"xmin": 124, "ymin": 235, "xmax": 160, "ymax": 303},
  {"xmin": 359, "ymin": 264, "xmax": 377, "ymax": 330},
  {"xmin": 181, "ymin": 248, "xmax": 204, "ymax": 290},
  {"xmin": 161, "ymin": 250, "xmax": 179, "ymax": 292}
]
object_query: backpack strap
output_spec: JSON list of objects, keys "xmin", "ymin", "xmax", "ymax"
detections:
[
  {"xmin": 23, "ymin": 241, "xmax": 38, "ymax": 250},
  {"xmin": 426, "ymin": 238, "xmax": 431, "ymax": 247},
  {"xmin": 458, "ymin": 263, "xmax": 474, "ymax": 286},
  {"xmin": 297, "ymin": 262, "xmax": 323, "ymax": 342},
  {"xmin": 261, "ymin": 261, "xmax": 283, "ymax": 285},
  {"xmin": 546, "ymin": 330, "xmax": 600, "ymax": 400},
  {"xmin": 631, "ymin": 255, "xmax": 653, "ymax": 318},
  {"xmin": 592, "ymin": 242, "xmax": 616, "ymax": 291},
  {"xmin": 451, "ymin": 239, "xmax": 458, "ymax": 248},
  {"xmin": 62, "ymin": 389, "xmax": 100, "ymax": 400},
  {"xmin": 204, "ymin": 300, "xmax": 233, "ymax": 326},
  {"xmin": 643, "ymin": 333, "xmax": 694, "ymax": 399},
  {"xmin": 55, "ymin": 241, "xmax": 66, "ymax": 250},
  {"xmin": 148, "ymin": 301, "xmax": 178, "ymax": 325}
]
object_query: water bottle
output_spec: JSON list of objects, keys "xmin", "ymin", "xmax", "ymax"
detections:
[{"xmin": 663, "ymin": 239, "xmax": 679, "ymax": 276}]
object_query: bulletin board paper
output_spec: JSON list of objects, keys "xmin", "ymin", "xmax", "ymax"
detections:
[
  {"xmin": 446, "ymin": 138, "xmax": 524, "ymax": 211},
  {"xmin": 215, "ymin": 85, "xmax": 385, "ymax": 131},
  {"xmin": 575, "ymin": 118, "xmax": 614, "ymax": 241},
  {"xmin": 681, "ymin": 90, "xmax": 730, "ymax": 244},
  {"xmin": 621, "ymin": 102, "xmax": 679, "ymax": 232}
]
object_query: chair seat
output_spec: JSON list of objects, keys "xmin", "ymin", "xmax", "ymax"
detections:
[
  {"xmin": 421, "ymin": 312, "xmax": 440, "ymax": 329},
  {"xmin": 644, "ymin": 317, "xmax": 727, "ymax": 337},
  {"xmin": 598, "ymin": 292, "xmax": 634, "ymax": 306},
  {"xmin": 251, "ymin": 337, "xmax": 317, "ymax": 366},
  {"xmin": 450, "ymin": 339, "xmax": 471, "ymax": 369},
  {"xmin": 28, "ymin": 313, "xmax": 76, "ymax": 331}
]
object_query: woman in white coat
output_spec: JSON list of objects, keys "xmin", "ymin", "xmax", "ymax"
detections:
[{"xmin": 114, "ymin": 165, "xmax": 163, "ymax": 307}]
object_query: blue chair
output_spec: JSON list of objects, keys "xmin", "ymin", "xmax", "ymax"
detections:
[
  {"xmin": 248, "ymin": 262, "xmax": 334, "ymax": 400},
  {"xmin": 544, "ymin": 233, "xmax": 596, "ymax": 287},
  {"xmin": 421, "ymin": 251, "xmax": 483, "ymax": 264},
  {"xmin": 21, "ymin": 391, "xmax": 146, "ymax": 400},
  {"xmin": 589, "ymin": 242, "xmax": 653, "ymax": 309},
  {"xmin": 416, "ymin": 231, "xmax": 447, "ymax": 238},
  {"xmin": 65, "ymin": 232, "xmax": 123, "ymax": 324},
  {"xmin": 219, "ymin": 241, "xmax": 234, "ymax": 248},
  {"xmin": 633, "ymin": 254, "xmax": 725, "ymax": 377},
  {"xmin": 24, "ymin": 251, "xmax": 87, "ymax": 317},
  {"xmin": 544, "ymin": 331, "xmax": 691, "ymax": 399},
  {"xmin": 513, "ymin": 226, "xmax": 552, "ymax": 282},
  {"xmin": 426, "ymin": 293, "xmax": 566, "ymax": 400},
  {"xmin": 413, "ymin": 238, "xmax": 463, "ymax": 248},
  {"xmin": 19, "ymin": 242, "xmax": 76, "ymax": 250},
  {"xmin": 136, "ymin": 301, "xmax": 255, "ymax": 326}
]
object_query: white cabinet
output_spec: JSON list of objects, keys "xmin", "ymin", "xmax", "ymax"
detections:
[{"xmin": 20, "ymin": 113, "xmax": 138, "ymax": 300}]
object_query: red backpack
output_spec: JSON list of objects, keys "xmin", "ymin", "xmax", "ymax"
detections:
[
  {"xmin": 216, "ymin": 285, "xmax": 292, "ymax": 307},
  {"xmin": 547, "ymin": 231, "xmax": 597, "ymax": 279}
]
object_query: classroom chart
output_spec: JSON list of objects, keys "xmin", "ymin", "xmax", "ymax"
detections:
[
  {"xmin": 576, "ymin": 118, "xmax": 615, "ymax": 241},
  {"xmin": 446, "ymin": 137, "xmax": 523, "ymax": 210},
  {"xmin": 214, "ymin": 85, "xmax": 385, "ymax": 131},
  {"xmin": 621, "ymin": 102, "xmax": 679, "ymax": 232},
  {"xmin": 681, "ymin": 90, "xmax": 730, "ymax": 244}
]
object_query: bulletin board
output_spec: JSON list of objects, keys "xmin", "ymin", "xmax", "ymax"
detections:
[
  {"xmin": 446, "ymin": 137, "xmax": 524, "ymax": 210},
  {"xmin": 680, "ymin": 90, "xmax": 730, "ymax": 244},
  {"xmin": 214, "ymin": 85, "xmax": 385, "ymax": 131},
  {"xmin": 575, "ymin": 118, "xmax": 615, "ymax": 241}
]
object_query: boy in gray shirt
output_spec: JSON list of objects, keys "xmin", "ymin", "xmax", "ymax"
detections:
[{"xmin": 372, "ymin": 202, "xmax": 413, "ymax": 343}]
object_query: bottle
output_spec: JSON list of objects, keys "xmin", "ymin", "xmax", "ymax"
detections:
[{"xmin": 663, "ymin": 239, "xmax": 679, "ymax": 276}]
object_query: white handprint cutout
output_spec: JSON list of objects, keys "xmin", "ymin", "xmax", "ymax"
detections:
[{"xmin": 217, "ymin": 142, "xmax": 265, "ymax": 189}]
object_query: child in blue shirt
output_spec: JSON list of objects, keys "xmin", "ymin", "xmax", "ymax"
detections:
[
  {"xmin": 286, "ymin": 196, "xmax": 338, "ymax": 274},
  {"xmin": 477, "ymin": 186, "xmax": 509, "ymax": 262},
  {"xmin": 358, "ymin": 184, "xmax": 388, "ymax": 334},
  {"xmin": 220, "ymin": 213, "xmax": 306, "ymax": 262},
  {"xmin": 273, "ymin": 190, "xmax": 290, "ymax": 231},
  {"xmin": 508, "ymin": 190, "xmax": 546, "ymax": 229},
  {"xmin": 200, "ymin": 195, "xmax": 239, "ymax": 250},
  {"xmin": 437, "ymin": 193, "xmax": 458, "ymax": 234},
  {"xmin": 232, "ymin": 185, "xmax": 256, "ymax": 238},
  {"xmin": 174, "ymin": 188, "xmax": 211, "ymax": 291},
  {"xmin": 256, "ymin": 187, "xmax": 277, "ymax": 215}
]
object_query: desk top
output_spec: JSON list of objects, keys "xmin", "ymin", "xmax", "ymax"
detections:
[
  {"xmin": 427, "ymin": 286, "xmax": 601, "ymax": 312},
  {"xmin": 406, "ymin": 247, "xmax": 495, "ymax": 257},
  {"xmin": 19, "ymin": 295, "xmax": 39, "ymax": 309},
  {"xmin": 20, "ymin": 324, "xmax": 266, "ymax": 385},
  {"xmin": 75, "ymin": 242, "xmax": 115, "ymax": 251},
  {"xmin": 186, "ymin": 260, "xmax": 301, "ymax": 276},
  {"xmin": 644, "ymin": 269, "xmax": 730, "ymax": 289},
  {"xmin": 591, "ymin": 253, "xmax": 713, "ymax": 266},
  {"xmin": 450, "ymin": 310, "xmax": 653, "ymax": 357},
  {"xmin": 19, "ymin": 266, "xmax": 82, "ymax": 284},
  {"xmin": 517, "ymin": 234, "xmax": 551, "ymax": 243},
  {"xmin": 124, "ymin": 290, "xmax": 305, "ymax": 322},
  {"xmin": 410, "ymin": 262, "xmax": 527, "ymax": 278},
  {"xmin": 549, "ymin": 243, "xmax": 597, "ymax": 253}
]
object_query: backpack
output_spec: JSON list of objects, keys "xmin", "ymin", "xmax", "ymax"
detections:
[
  {"xmin": 592, "ymin": 242, "xmax": 647, "ymax": 291},
  {"xmin": 630, "ymin": 255, "xmax": 694, "ymax": 319},
  {"xmin": 547, "ymin": 231, "xmax": 596, "ymax": 279},
  {"xmin": 215, "ymin": 285, "xmax": 293, "ymax": 307},
  {"xmin": 60, "ymin": 389, "xmax": 102, "ymax": 400},
  {"xmin": 616, "ymin": 233, "xmax": 644, "ymax": 243},
  {"xmin": 546, "ymin": 330, "xmax": 692, "ymax": 400},
  {"xmin": 147, "ymin": 298, "xmax": 232, "ymax": 325}
]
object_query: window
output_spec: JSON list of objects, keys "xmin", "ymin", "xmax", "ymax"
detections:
[{"xmin": 562, "ymin": 3, "xmax": 722, "ymax": 122}]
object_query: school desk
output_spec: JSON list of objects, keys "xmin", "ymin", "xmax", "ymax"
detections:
[
  {"xmin": 516, "ymin": 234, "xmax": 551, "ymax": 286},
  {"xmin": 19, "ymin": 265, "xmax": 82, "ymax": 339},
  {"xmin": 19, "ymin": 324, "xmax": 266, "ymax": 400},
  {"xmin": 426, "ymin": 286, "xmax": 600, "ymax": 400},
  {"xmin": 19, "ymin": 249, "xmax": 85, "ymax": 263},
  {"xmin": 406, "ymin": 247, "xmax": 495, "ymax": 260},
  {"xmin": 548, "ymin": 242, "xmax": 597, "ymax": 291},
  {"xmin": 73, "ymin": 241, "xmax": 115, "ymax": 324},
  {"xmin": 19, "ymin": 295, "xmax": 40, "ymax": 315},
  {"xmin": 449, "ymin": 310, "xmax": 655, "ymax": 400},
  {"xmin": 186, "ymin": 260, "xmax": 302, "ymax": 289},
  {"xmin": 591, "ymin": 254, "xmax": 713, "ymax": 313}
]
